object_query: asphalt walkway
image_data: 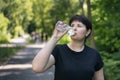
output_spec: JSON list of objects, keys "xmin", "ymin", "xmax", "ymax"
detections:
[{"xmin": 0, "ymin": 43, "xmax": 54, "ymax": 80}]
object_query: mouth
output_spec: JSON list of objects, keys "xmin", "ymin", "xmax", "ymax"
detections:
[{"xmin": 70, "ymin": 33, "xmax": 76, "ymax": 36}]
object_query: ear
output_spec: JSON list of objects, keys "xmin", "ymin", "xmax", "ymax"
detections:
[{"xmin": 86, "ymin": 29, "xmax": 91, "ymax": 37}]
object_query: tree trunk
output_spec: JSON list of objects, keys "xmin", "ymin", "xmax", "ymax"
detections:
[
  {"xmin": 79, "ymin": 0, "xmax": 84, "ymax": 15},
  {"xmin": 86, "ymin": 0, "xmax": 96, "ymax": 49}
]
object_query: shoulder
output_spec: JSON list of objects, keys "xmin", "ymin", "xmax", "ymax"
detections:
[
  {"xmin": 55, "ymin": 44, "xmax": 66, "ymax": 49},
  {"xmin": 85, "ymin": 45, "xmax": 99, "ymax": 53},
  {"xmin": 52, "ymin": 44, "xmax": 67, "ymax": 62},
  {"xmin": 85, "ymin": 45, "xmax": 101, "ymax": 57},
  {"xmin": 52, "ymin": 44, "xmax": 66, "ymax": 54},
  {"xmin": 56, "ymin": 44, "xmax": 66, "ymax": 46}
]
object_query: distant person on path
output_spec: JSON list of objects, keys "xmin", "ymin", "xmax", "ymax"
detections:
[
  {"xmin": 45, "ymin": 32, "xmax": 48, "ymax": 41},
  {"xmin": 35, "ymin": 33, "xmax": 40, "ymax": 44},
  {"xmin": 31, "ymin": 32, "xmax": 36, "ymax": 42},
  {"xmin": 41, "ymin": 32, "xmax": 44, "ymax": 42},
  {"xmin": 32, "ymin": 14, "xmax": 104, "ymax": 80}
]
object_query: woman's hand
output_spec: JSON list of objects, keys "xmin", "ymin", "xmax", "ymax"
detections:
[{"xmin": 52, "ymin": 24, "xmax": 68, "ymax": 41}]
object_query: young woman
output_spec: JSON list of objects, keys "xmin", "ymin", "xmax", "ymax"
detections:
[{"xmin": 32, "ymin": 14, "xmax": 104, "ymax": 80}]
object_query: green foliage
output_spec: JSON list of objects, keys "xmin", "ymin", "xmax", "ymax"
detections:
[
  {"xmin": 57, "ymin": 35, "xmax": 71, "ymax": 44},
  {"xmin": 92, "ymin": 0, "xmax": 120, "ymax": 53},
  {"xmin": 101, "ymin": 51, "xmax": 120, "ymax": 80},
  {"xmin": 0, "ymin": 46, "xmax": 23, "ymax": 63},
  {"xmin": 31, "ymin": 0, "xmax": 54, "ymax": 34},
  {"xmin": 31, "ymin": 0, "xmax": 81, "ymax": 36},
  {"xmin": 0, "ymin": 0, "xmax": 81, "ymax": 38},
  {"xmin": 1, "ymin": 0, "xmax": 33, "ymax": 38},
  {"xmin": 13, "ymin": 25, "xmax": 24, "ymax": 38},
  {"xmin": 91, "ymin": 0, "xmax": 120, "ymax": 79},
  {"xmin": 49, "ymin": 0, "xmax": 80, "ymax": 34},
  {"xmin": 0, "ymin": 13, "xmax": 10, "ymax": 43},
  {"xmin": 104, "ymin": 59, "xmax": 120, "ymax": 80}
]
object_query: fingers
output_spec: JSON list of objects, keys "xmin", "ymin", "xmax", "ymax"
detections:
[{"xmin": 52, "ymin": 21, "xmax": 69, "ymax": 39}]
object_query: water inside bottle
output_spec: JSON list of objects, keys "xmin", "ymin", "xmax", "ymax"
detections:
[{"xmin": 56, "ymin": 21, "xmax": 75, "ymax": 36}]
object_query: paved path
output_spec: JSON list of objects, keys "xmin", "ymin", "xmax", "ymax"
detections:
[{"xmin": 0, "ymin": 43, "xmax": 54, "ymax": 80}]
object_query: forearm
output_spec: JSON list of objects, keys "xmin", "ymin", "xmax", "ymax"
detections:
[
  {"xmin": 32, "ymin": 36, "xmax": 58, "ymax": 72},
  {"xmin": 32, "ymin": 25, "xmax": 68, "ymax": 72}
]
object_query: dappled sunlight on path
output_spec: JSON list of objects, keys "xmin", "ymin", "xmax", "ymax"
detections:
[
  {"xmin": 0, "ymin": 42, "xmax": 54, "ymax": 80},
  {"xmin": 0, "ymin": 64, "xmax": 32, "ymax": 70}
]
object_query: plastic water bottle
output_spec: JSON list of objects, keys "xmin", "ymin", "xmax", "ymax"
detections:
[{"xmin": 55, "ymin": 21, "xmax": 75, "ymax": 36}]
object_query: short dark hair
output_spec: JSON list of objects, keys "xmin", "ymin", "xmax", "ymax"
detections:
[{"xmin": 69, "ymin": 14, "xmax": 92, "ymax": 31}]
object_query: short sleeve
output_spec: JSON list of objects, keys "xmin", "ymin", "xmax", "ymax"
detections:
[
  {"xmin": 95, "ymin": 53, "xmax": 104, "ymax": 71},
  {"xmin": 51, "ymin": 45, "xmax": 59, "ymax": 62}
]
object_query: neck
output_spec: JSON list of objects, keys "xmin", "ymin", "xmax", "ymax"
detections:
[{"xmin": 68, "ymin": 40, "xmax": 85, "ymax": 52}]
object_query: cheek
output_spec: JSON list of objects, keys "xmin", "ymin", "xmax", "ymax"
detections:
[{"xmin": 77, "ymin": 29, "xmax": 87, "ymax": 36}]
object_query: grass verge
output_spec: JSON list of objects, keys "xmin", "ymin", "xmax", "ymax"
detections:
[{"xmin": 0, "ymin": 46, "xmax": 23, "ymax": 64}]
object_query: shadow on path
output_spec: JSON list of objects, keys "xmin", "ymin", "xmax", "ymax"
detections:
[{"xmin": 0, "ymin": 43, "xmax": 54, "ymax": 80}]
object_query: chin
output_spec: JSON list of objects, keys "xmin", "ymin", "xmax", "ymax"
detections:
[
  {"xmin": 71, "ymin": 36, "xmax": 84, "ymax": 41},
  {"xmin": 70, "ymin": 36, "xmax": 77, "ymax": 40}
]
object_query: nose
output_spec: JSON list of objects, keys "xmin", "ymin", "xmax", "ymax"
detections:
[{"xmin": 73, "ymin": 26, "xmax": 77, "ymax": 31}]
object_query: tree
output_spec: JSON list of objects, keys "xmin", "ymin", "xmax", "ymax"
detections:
[
  {"xmin": 91, "ymin": 0, "xmax": 120, "ymax": 79},
  {"xmin": 92, "ymin": 0, "xmax": 120, "ymax": 53},
  {"xmin": 79, "ymin": 0, "xmax": 85, "ymax": 15},
  {"xmin": 1, "ymin": 0, "xmax": 33, "ymax": 38},
  {"xmin": 0, "ymin": 13, "xmax": 10, "ymax": 43},
  {"xmin": 86, "ymin": 0, "xmax": 96, "ymax": 49}
]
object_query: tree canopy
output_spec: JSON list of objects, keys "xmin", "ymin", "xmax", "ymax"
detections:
[{"xmin": 0, "ymin": 0, "xmax": 120, "ymax": 79}]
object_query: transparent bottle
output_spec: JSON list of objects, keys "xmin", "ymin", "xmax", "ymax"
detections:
[{"xmin": 55, "ymin": 21, "xmax": 75, "ymax": 36}]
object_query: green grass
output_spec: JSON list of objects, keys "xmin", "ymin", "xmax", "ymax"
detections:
[{"xmin": 0, "ymin": 46, "xmax": 23, "ymax": 64}]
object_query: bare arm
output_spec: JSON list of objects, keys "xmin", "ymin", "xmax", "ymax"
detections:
[
  {"xmin": 32, "ymin": 27, "xmax": 68, "ymax": 73},
  {"xmin": 93, "ymin": 68, "xmax": 104, "ymax": 80}
]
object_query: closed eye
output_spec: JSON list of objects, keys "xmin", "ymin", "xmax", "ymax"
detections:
[
  {"xmin": 78, "ymin": 24, "xmax": 83, "ymax": 27},
  {"xmin": 71, "ymin": 24, "xmax": 74, "ymax": 27}
]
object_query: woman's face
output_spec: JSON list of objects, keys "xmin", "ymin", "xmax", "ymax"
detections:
[{"xmin": 70, "ymin": 20, "xmax": 91, "ymax": 41}]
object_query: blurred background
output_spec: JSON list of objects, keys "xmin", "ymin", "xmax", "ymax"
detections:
[{"xmin": 0, "ymin": 0, "xmax": 120, "ymax": 80}]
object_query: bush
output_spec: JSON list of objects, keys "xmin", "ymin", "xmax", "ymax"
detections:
[
  {"xmin": 57, "ymin": 35, "xmax": 71, "ymax": 44},
  {"xmin": 0, "ymin": 13, "xmax": 10, "ymax": 43},
  {"xmin": 101, "ymin": 51, "xmax": 120, "ymax": 80},
  {"xmin": 0, "ymin": 46, "xmax": 23, "ymax": 64}
]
